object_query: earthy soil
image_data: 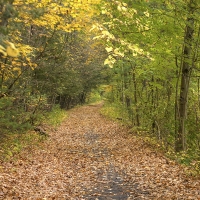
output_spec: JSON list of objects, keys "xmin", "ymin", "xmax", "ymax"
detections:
[{"xmin": 0, "ymin": 103, "xmax": 200, "ymax": 199}]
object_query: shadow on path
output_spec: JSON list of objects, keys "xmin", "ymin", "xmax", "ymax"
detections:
[{"xmin": 82, "ymin": 132, "xmax": 150, "ymax": 200}]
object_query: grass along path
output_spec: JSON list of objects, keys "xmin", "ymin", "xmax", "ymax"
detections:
[{"xmin": 0, "ymin": 103, "xmax": 200, "ymax": 199}]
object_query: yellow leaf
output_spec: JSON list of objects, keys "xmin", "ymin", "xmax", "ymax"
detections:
[
  {"xmin": 0, "ymin": 45, "xmax": 7, "ymax": 56},
  {"xmin": 105, "ymin": 47, "xmax": 113, "ymax": 53},
  {"xmin": 5, "ymin": 41, "xmax": 19, "ymax": 57},
  {"xmin": 13, "ymin": 67, "xmax": 21, "ymax": 72}
]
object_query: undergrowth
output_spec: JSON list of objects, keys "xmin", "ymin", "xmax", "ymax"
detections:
[
  {"xmin": 101, "ymin": 103, "xmax": 200, "ymax": 177},
  {"xmin": 100, "ymin": 102, "xmax": 124, "ymax": 120},
  {"xmin": 86, "ymin": 89, "xmax": 103, "ymax": 104},
  {"xmin": 0, "ymin": 105, "xmax": 67, "ymax": 161},
  {"xmin": 45, "ymin": 105, "xmax": 67, "ymax": 127},
  {"xmin": 0, "ymin": 131, "xmax": 47, "ymax": 161}
]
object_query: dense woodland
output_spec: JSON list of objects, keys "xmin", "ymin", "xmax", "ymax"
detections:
[
  {"xmin": 0, "ymin": 0, "xmax": 200, "ymax": 170},
  {"xmin": 0, "ymin": 0, "xmax": 108, "ymax": 132}
]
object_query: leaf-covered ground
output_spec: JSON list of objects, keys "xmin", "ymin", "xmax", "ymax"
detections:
[{"xmin": 0, "ymin": 104, "xmax": 200, "ymax": 199}]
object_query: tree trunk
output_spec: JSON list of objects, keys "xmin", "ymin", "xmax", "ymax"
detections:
[
  {"xmin": 175, "ymin": 1, "xmax": 195, "ymax": 152},
  {"xmin": 132, "ymin": 68, "xmax": 140, "ymax": 126}
]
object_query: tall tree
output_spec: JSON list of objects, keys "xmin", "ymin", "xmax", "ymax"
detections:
[
  {"xmin": 95, "ymin": 0, "xmax": 200, "ymax": 154},
  {"xmin": 176, "ymin": 0, "xmax": 199, "ymax": 151}
]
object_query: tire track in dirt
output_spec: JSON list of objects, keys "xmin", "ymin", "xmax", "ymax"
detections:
[{"xmin": 0, "ymin": 103, "xmax": 200, "ymax": 199}]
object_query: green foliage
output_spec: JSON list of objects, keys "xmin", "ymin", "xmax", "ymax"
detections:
[
  {"xmin": 86, "ymin": 89, "xmax": 102, "ymax": 104},
  {"xmin": 165, "ymin": 149, "xmax": 200, "ymax": 176},
  {"xmin": 45, "ymin": 105, "xmax": 67, "ymax": 127},
  {"xmin": 98, "ymin": 0, "xmax": 200, "ymax": 171},
  {"xmin": 100, "ymin": 102, "xmax": 126, "ymax": 122},
  {"xmin": 0, "ymin": 131, "xmax": 45, "ymax": 161},
  {"xmin": 0, "ymin": 104, "xmax": 68, "ymax": 161},
  {"xmin": 0, "ymin": 0, "xmax": 107, "ymax": 141},
  {"xmin": 0, "ymin": 97, "xmax": 32, "ymax": 133},
  {"xmin": 0, "ymin": 0, "xmax": 199, "ymax": 175}
]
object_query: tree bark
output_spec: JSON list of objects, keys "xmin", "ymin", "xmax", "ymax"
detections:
[
  {"xmin": 132, "ymin": 68, "xmax": 140, "ymax": 126},
  {"xmin": 175, "ymin": 1, "xmax": 195, "ymax": 152}
]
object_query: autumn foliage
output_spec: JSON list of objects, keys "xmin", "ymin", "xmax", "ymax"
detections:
[
  {"xmin": 0, "ymin": 0, "xmax": 106, "ymax": 133},
  {"xmin": 0, "ymin": 0, "xmax": 200, "ymax": 198}
]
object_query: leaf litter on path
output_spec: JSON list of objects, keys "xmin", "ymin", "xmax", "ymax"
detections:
[{"xmin": 0, "ymin": 103, "xmax": 200, "ymax": 199}]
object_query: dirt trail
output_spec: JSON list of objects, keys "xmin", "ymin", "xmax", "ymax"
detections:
[{"xmin": 0, "ymin": 104, "xmax": 200, "ymax": 199}]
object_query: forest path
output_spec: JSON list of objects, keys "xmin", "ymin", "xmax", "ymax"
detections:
[{"xmin": 0, "ymin": 103, "xmax": 200, "ymax": 199}]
